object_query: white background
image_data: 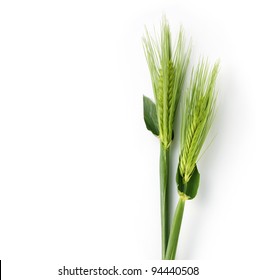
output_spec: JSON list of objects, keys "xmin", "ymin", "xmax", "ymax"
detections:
[{"xmin": 0, "ymin": 0, "xmax": 256, "ymax": 279}]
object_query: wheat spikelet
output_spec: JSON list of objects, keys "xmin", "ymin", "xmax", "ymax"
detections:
[
  {"xmin": 168, "ymin": 61, "xmax": 175, "ymax": 138},
  {"xmin": 157, "ymin": 68, "xmax": 164, "ymax": 138}
]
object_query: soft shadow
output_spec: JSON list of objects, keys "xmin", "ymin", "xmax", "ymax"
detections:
[{"xmin": 180, "ymin": 64, "xmax": 237, "ymax": 259}]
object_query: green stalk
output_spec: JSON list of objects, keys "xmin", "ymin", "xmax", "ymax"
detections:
[
  {"xmin": 160, "ymin": 143, "xmax": 170, "ymax": 259},
  {"xmin": 165, "ymin": 196, "xmax": 186, "ymax": 260}
]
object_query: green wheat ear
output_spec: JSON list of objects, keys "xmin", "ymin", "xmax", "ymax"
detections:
[
  {"xmin": 142, "ymin": 16, "xmax": 191, "ymax": 259},
  {"xmin": 165, "ymin": 60, "xmax": 220, "ymax": 260},
  {"xmin": 143, "ymin": 17, "xmax": 191, "ymax": 149},
  {"xmin": 179, "ymin": 60, "xmax": 219, "ymax": 185}
]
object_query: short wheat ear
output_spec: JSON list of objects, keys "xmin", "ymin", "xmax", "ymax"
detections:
[
  {"xmin": 142, "ymin": 16, "xmax": 191, "ymax": 259},
  {"xmin": 179, "ymin": 60, "xmax": 219, "ymax": 184},
  {"xmin": 165, "ymin": 60, "xmax": 219, "ymax": 260}
]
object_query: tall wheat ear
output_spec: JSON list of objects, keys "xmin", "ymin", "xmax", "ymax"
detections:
[{"xmin": 142, "ymin": 16, "xmax": 191, "ymax": 149}]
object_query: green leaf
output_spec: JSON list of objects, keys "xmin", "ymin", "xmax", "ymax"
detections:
[
  {"xmin": 143, "ymin": 95, "xmax": 159, "ymax": 136},
  {"xmin": 176, "ymin": 165, "xmax": 200, "ymax": 200}
]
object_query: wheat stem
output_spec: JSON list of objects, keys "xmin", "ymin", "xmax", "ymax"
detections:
[
  {"xmin": 165, "ymin": 196, "xmax": 186, "ymax": 260},
  {"xmin": 159, "ymin": 143, "xmax": 170, "ymax": 258}
]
